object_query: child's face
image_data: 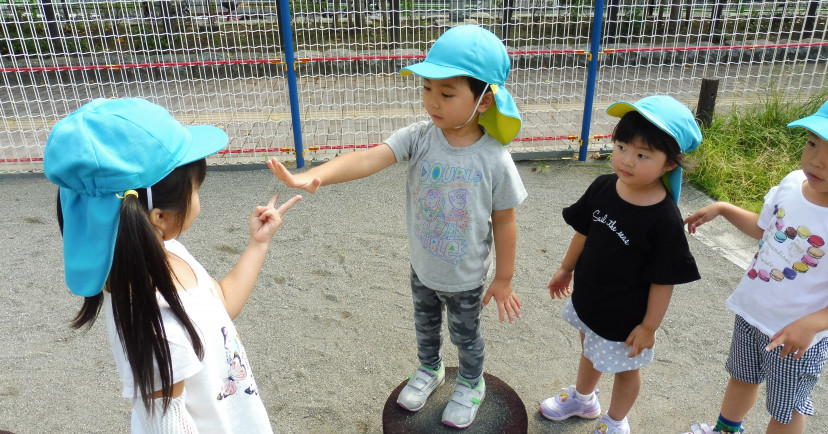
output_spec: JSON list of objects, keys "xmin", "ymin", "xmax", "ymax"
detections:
[
  {"xmin": 611, "ymin": 137, "xmax": 677, "ymax": 189},
  {"xmin": 801, "ymin": 132, "xmax": 828, "ymax": 202},
  {"xmin": 421, "ymin": 77, "xmax": 484, "ymax": 131}
]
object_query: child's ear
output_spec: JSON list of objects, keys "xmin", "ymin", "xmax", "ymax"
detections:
[
  {"xmin": 663, "ymin": 160, "xmax": 679, "ymax": 172},
  {"xmin": 477, "ymin": 92, "xmax": 495, "ymax": 114},
  {"xmin": 149, "ymin": 208, "xmax": 172, "ymax": 240}
]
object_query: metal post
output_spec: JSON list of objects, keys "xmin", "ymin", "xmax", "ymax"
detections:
[
  {"xmin": 278, "ymin": 0, "xmax": 306, "ymax": 168},
  {"xmin": 578, "ymin": 0, "xmax": 605, "ymax": 161}
]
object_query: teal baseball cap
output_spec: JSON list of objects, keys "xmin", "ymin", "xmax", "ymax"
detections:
[
  {"xmin": 788, "ymin": 100, "xmax": 828, "ymax": 141},
  {"xmin": 400, "ymin": 25, "xmax": 522, "ymax": 145},
  {"xmin": 607, "ymin": 95, "xmax": 702, "ymax": 204},
  {"xmin": 43, "ymin": 98, "xmax": 228, "ymax": 297}
]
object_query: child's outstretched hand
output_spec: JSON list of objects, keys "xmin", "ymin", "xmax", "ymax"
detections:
[
  {"xmin": 250, "ymin": 194, "xmax": 303, "ymax": 244},
  {"xmin": 625, "ymin": 324, "xmax": 656, "ymax": 358},
  {"xmin": 683, "ymin": 203, "xmax": 721, "ymax": 234},
  {"xmin": 548, "ymin": 268, "xmax": 573, "ymax": 299},
  {"xmin": 267, "ymin": 157, "xmax": 322, "ymax": 194},
  {"xmin": 483, "ymin": 278, "xmax": 521, "ymax": 324}
]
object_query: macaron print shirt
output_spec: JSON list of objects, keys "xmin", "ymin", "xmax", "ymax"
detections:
[
  {"xmin": 727, "ymin": 170, "xmax": 828, "ymax": 348},
  {"xmin": 747, "ymin": 205, "xmax": 824, "ymax": 283}
]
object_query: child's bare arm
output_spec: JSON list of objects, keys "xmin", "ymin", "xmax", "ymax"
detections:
[
  {"xmin": 483, "ymin": 207, "xmax": 521, "ymax": 324},
  {"xmin": 217, "ymin": 194, "xmax": 302, "ymax": 319},
  {"xmin": 267, "ymin": 144, "xmax": 397, "ymax": 193},
  {"xmin": 766, "ymin": 307, "xmax": 828, "ymax": 359},
  {"xmin": 548, "ymin": 232, "xmax": 586, "ymax": 299},
  {"xmin": 684, "ymin": 202, "xmax": 763, "ymax": 240},
  {"xmin": 626, "ymin": 284, "xmax": 673, "ymax": 357}
]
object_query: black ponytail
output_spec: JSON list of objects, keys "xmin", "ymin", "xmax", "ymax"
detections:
[{"xmin": 59, "ymin": 160, "xmax": 207, "ymax": 414}]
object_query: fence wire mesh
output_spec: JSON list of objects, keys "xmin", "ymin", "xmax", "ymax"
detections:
[{"xmin": 1, "ymin": 0, "xmax": 826, "ymax": 172}]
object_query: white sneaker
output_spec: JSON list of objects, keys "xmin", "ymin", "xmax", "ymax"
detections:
[
  {"xmin": 441, "ymin": 377, "xmax": 485, "ymax": 428},
  {"xmin": 540, "ymin": 385, "xmax": 601, "ymax": 421},
  {"xmin": 396, "ymin": 364, "xmax": 444, "ymax": 412}
]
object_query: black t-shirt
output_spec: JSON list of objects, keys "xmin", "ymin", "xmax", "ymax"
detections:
[{"xmin": 563, "ymin": 174, "xmax": 700, "ymax": 341}]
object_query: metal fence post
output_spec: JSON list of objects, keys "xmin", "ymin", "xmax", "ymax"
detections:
[
  {"xmin": 278, "ymin": 0, "xmax": 306, "ymax": 168},
  {"xmin": 578, "ymin": 0, "xmax": 605, "ymax": 161}
]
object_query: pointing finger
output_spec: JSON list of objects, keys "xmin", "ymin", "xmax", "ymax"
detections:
[{"xmin": 275, "ymin": 195, "xmax": 303, "ymax": 216}]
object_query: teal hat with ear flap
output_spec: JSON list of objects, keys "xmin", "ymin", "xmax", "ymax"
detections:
[
  {"xmin": 43, "ymin": 98, "xmax": 228, "ymax": 297},
  {"xmin": 400, "ymin": 25, "xmax": 522, "ymax": 145},
  {"xmin": 606, "ymin": 95, "xmax": 702, "ymax": 204},
  {"xmin": 787, "ymin": 100, "xmax": 828, "ymax": 141}
]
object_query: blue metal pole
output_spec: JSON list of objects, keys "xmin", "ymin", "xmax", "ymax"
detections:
[
  {"xmin": 278, "ymin": 0, "xmax": 305, "ymax": 168},
  {"xmin": 578, "ymin": 0, "xmax": 605, "ymax": 162}
]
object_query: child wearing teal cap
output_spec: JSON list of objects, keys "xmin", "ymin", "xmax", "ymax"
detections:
[
  {"xmin": 44, "ymin": 98, "xmax": 301, "ymax": 432},
  {"xmin": 683, "ymin": 101, "xmax": 828, "ymax": 434},
  {"xmin": 268, "ymin": 25, "xmax": 526, "ymax": 428},
  {"xmin": 542, "ymin": 95, "xmax": 701, "ymax": 434}
]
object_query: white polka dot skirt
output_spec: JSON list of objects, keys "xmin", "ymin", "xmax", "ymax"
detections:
[{"xmin": 562, "ymin": 298, "xmax": 654, "ymax": 373}]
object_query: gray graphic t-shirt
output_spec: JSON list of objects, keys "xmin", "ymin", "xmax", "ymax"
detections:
[{"xmin": 386, "ymin": 121, "xmax": 527, "ymax": 292}]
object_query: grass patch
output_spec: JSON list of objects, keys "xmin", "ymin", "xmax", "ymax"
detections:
[{"xmin": 685, "ymin": 91, "xmax": 828, "ymax": 213}]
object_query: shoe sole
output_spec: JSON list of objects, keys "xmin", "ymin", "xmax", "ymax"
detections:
[
  {"xmin": 538, "ymin": 404, "xmax": 601, "ymax": 421},
  {"xmin": 396, "ymin": 377, "xmax": 445, "ymax": 412},
  {"xmin": 441, "ymin": 393, "xmax": 485, "ymax": 428}
]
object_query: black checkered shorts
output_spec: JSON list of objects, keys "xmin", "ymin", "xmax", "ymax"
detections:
[{"xmin": 726, "ymin": 315, "xmax": 828, "ymax": 424}]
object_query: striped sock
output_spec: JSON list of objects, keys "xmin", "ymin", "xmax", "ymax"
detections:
[{"xmin": 714, "ymin": 414, "xmax": 742, "ymax": 433}]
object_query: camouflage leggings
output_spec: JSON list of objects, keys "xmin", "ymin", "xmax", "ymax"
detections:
[{"xmin": 410, "ymin": 268, "xmax": 485, "ymax": 383}]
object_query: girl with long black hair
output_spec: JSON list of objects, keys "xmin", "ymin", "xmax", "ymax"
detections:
[{"xmin": 45, "ymin": 98, "xmax": 300, "ymax": 432}]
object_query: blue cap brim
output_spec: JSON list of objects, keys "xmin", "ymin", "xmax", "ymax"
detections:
[
  {"xmin": 788, "ymin": 115, "xmax": 828, "ymax": 142},
  {"xmin": 400, "ymin": 62, "xmax": 475, "ymax": 80},
  {"xmin": 180, "ymin": 125, "xmax": 228, "ymax": 166}
]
